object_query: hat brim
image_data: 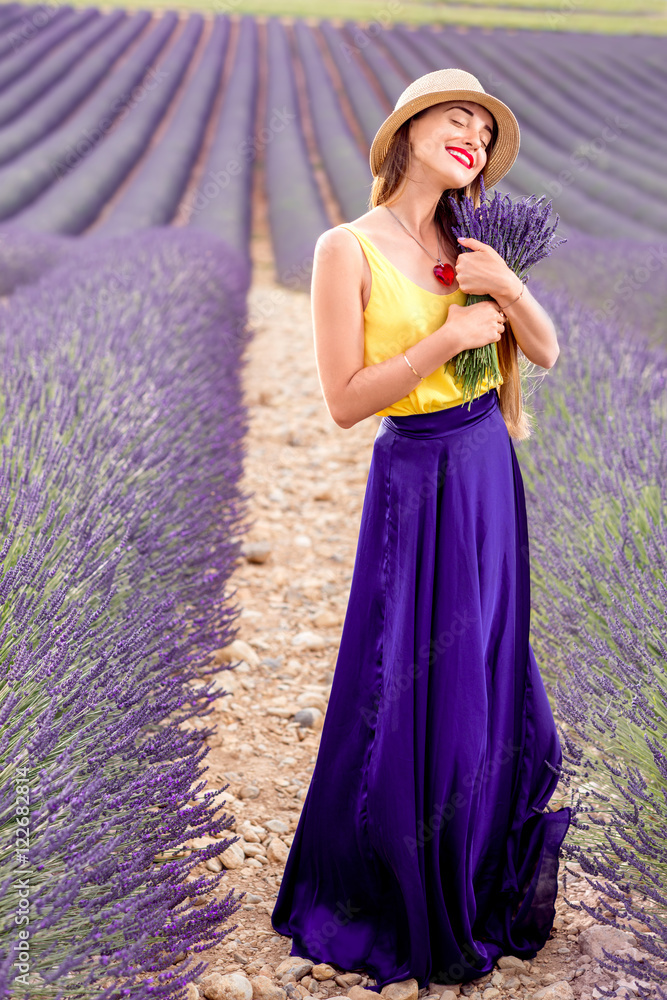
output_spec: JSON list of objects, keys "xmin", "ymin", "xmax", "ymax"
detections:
[{"xmin": 369, "ymin": 90, "xmax": 520, "ymax": 188}]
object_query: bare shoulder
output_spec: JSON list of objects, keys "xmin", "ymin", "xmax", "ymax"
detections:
[
  {"xmin": 315, "ymin": 211, "xmax": 382, "ymax": 266},
  {"xmin": 314, "ymin": 225, "xmax": 361, "ymax": 271},
  {"xmin": 312, "ymin": 223, "xmax": 373, "ymax": 317},
  {"xmin": 316, "ymin": 224, "xmax": 355, "ymax": 251}
]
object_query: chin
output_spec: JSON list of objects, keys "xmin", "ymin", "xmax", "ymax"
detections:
[
  {"xmin": 440, "ymin": 164, "xmax": 475, "ymax": 187},
  {"xmin": 441, "ymin": 179, "xmax": 467, "ymax": 194},
  {"xmin": 436, "ymin": 169, "xmax": 466, "ymax": 190}
]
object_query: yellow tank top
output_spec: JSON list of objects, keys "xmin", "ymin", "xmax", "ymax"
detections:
[{"xmin": 338, "ymin": 223, "xmax": 503, "ymax": 417}]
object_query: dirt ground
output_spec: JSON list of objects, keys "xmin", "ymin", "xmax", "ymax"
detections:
[{"xmin": 167, "ymin": 267, "xmax": 661, "ymax": 1000}]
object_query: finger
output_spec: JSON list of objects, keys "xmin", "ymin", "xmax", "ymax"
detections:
[{"xmin": 456, "ymin": 237, "xmax": 487, "ymax": 249}]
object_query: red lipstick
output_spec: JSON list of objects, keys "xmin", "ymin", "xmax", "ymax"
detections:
[{"xmin": 446, "ymin": 146, "xmax": 474, "ymax": 169}]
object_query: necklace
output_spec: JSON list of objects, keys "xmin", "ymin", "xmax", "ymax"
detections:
[{"xmin": 385, "ymin": 206, "xmax": 456, "ymax": 287}]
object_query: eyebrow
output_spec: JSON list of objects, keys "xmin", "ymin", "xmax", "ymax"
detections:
[{"xmin": 447, "ymin": 105, "xmax": 493, "ymax": 136}]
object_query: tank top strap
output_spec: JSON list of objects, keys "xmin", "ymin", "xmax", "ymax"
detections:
[
  {"xmin": 337, "ymin": 224, "xmax": 384, "ymax": 265},
  {"xmin": 337, "ymin": 223, "xmax": 409, "ymax": 300}
]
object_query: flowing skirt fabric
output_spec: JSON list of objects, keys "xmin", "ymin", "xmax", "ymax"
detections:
[{"xmin": 271, "ymin": 387, "xmax": 571, "ymax": 988}]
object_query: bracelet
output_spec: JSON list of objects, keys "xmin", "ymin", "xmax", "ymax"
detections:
[
  {"xmin": 498, "ymin": 281, "xmax": 525, "ymax": 311},
  {"xmin": 403, "ymin": 351, "xmax": 424, "ymax": 381}
]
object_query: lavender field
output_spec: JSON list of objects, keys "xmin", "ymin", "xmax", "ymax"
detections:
[
  {"xmin": 0, "ymin": 226, "xmax": 253, "ymax": 997},
  {"xmin": 0, "ymin": 1, "xmax": 666, "ymax": 998}
]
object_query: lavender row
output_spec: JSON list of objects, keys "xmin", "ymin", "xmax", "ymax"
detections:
[
  {"xmin": 187, "ymin": 15, "xmax": 258, "ymax": 269},
  {"xmin": 0, "ymin": 2, "xmax": 68, "ymax": 59},
  {"xmin": 376, "ymin": 25, "xmax": 426, "ymax": 83},
  {"xmin": 514, "ymin": 241, "xmax": 667, "ymax": 994},
  {"xmin": 522, "ymin": 30, "xmax": 667, "ymax": 92},
  {"xmin": 490, "ymin": 32, "xmax": 667, "ymax": 161},
  {"xmin": 264, "ymin": 18, "xmax": 329, "ymax": 292},
  {"xmin": 0, "ymin": 224, "xmax": 79, "ymax": 294},
  {"xmin": 13, "ymin": 14, "xmax": 204, "ymax": 233},
  {"xmin": 0, "ymin": 4, "xmax": 22, "ymax": 36},
  {"xmin": 0, "ymin": 10, "xmax": 152, "ymax": 168},
  {"xmin": 93, "ymin": 16, "xmax": 230, "ymax": 238},
  {"xmin": 0, "ymin": 224, "xmax": 252, "ymax": 999},
  {"xmin": 341, "ymin": 19, "xmax": 406, "ymax": 105},
  {"xmin": 0, "ymin": 10, "xmax": 169, "ymax": 207},
  {"xmin": 293, "ymin": 21, "xmax": 371, "ymax": 222},
  {"xmin": 0, "ymin": 6, "xmax": 86, "ymax": 87},
  {"xmin": 0, "ymin": 10, "xmax": 121, "ymax": 128},
  {"xmin": 319, "ymin": 20, "xmax": 389, "ymax": 149}
]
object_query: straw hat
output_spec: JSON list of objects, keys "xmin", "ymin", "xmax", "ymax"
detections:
[{"xmin": 369, "ymin": 68, "xmax": 520, "ymax": 188}]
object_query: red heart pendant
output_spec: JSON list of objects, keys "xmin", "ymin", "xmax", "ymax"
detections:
[{"xmin": 433, "ymin": 262, "xmax": 455, "ymax": 287}]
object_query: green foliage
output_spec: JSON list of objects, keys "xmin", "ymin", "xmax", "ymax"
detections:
[{"xmin": 36, "ymin": 0, "xmax": 667, "ymax": 36}]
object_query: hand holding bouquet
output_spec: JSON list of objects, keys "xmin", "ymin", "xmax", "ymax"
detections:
[{"xmin": 447, "ymin": 174, "xmax": 566, "ymax": 408}]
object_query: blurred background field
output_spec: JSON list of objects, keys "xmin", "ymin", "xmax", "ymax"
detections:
[{"xmin": 0, "ymin": 2, "xmax": 664, "ymax": 309}]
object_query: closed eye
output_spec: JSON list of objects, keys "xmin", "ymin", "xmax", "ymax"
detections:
[{"xmin": 451, "ymin": 118, "xmax": 489, "ymax": 152}]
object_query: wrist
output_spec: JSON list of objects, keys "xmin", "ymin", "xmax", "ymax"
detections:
[
  {"xmin": 439, "ymin": 316, "xmax": 464, "ymax": 360},
  {"xmin": 496, "ymin": 273, "xmax": 523, "ymax": 308}
]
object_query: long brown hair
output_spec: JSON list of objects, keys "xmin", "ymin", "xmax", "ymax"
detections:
[{"xmin": 367, "ymin": 107, "xmax": 532, "ymax": 441}]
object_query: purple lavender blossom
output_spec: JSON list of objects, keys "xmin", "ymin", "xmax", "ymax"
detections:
[
  {"xmin": 516, "ymin": 265, "xmax": 667, "ymax": 999},
  {"xmin": 0, "ymin": 225, "xmax": 253, "ymax": 999},
  {"xmin": 447, "ymin": 173, "xmax": 566, "ymax": 406},
  {"xmin": 451, "ymin": 174, "xmax": 567, "ymax": 278}
]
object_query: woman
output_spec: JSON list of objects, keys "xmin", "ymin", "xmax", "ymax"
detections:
[{"xmin": 271, "ymin": 68, "xmax": 571, "ymax": 991}]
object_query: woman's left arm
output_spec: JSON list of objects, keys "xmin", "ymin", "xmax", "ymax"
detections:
[
  {"xmin": 494, "ymin": 272, "xmax": 560, "ymax": 369},
  {"xmin": 455, "ymin": 236, "xmax": 560, "ymax": 370}
]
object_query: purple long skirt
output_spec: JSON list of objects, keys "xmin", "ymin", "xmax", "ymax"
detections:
[{"xmin": 271, "ymin": 387, "xmax": 571, "ymax": 988}]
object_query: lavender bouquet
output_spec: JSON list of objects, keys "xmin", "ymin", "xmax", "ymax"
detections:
[{"xmin": 448, "ymin": 174, "xmax": 566, "ymax": 407}]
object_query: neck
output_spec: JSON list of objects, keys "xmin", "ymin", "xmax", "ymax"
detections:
[{"xmin": 382, "ymin": 188, "xmax": 447, "ymax": 242}]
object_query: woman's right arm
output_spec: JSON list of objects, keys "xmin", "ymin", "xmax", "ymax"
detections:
[{"xmin": 311, "ymin": 227, "xmax": 505, "ymax": 430}]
